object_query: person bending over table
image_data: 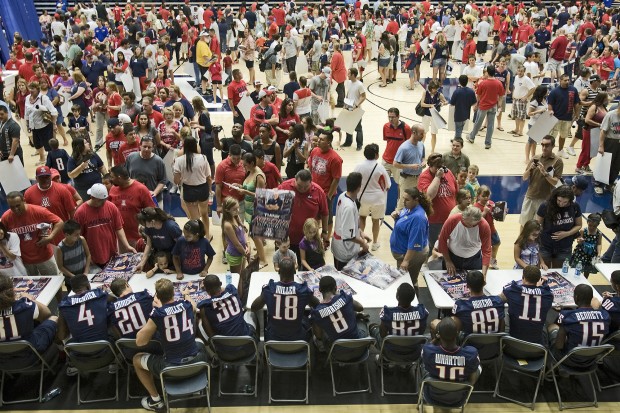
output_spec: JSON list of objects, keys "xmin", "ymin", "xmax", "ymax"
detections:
[{"xmin": 438, "ymin": 206, "xmax": 492, "ymax": 278}]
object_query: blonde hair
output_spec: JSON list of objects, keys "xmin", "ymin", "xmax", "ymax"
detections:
[
  {"xmin": 468, "ymin": 165, "xmax": 479, "ymax": 175},
  {"xmin": 106, "ymin": 82, "xmax": 119, "ymax": 92},
  {"xmin": 222, "ymin": 196, "xmax": 244, "ymax": 230},
  {"xmin": 180, "ymin": 126, "xmax": 192, "ymax": 138},
  {"xmin": 72, "ymin": 71, "xmax": 86, "ymax": 82},
  {"xmin": 172, "ymin": 101, "xmax": 184, "ymax": 113},
  {"xmin": 435, "ymin": 32, "xmax": 447, "ymax": 47},
  {"xmin": 162, "ymin": 107, "xmax": 174, "ymax": 117},
  {"xmin": 302, "ymin": 218, "xmax": 324, "ymax": 254}
]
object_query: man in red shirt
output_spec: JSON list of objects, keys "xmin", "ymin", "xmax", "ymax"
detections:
[
  {"xmin": 382, "ymin": 107, "xmax": 411, "ymax": 177},
  {"xmin": 576, "ymin": 16, "xmax": 595, "ymax": 41},
  {"xmin": 516, "ymin": 20, "xmax": 535, "ymax": 47},
  {"xmin": 5, "ymin": 51, "xmax": 22, "ymax": 70},
  {"xmin": 51, "ymin": 168, "xmax": 83, "ymax": 206},
  {"xmin": 24, "ymin": 166, "xmax": 76, "ymax": 244},
  {"xmin": 277, "ymin": 169, "xmax": 329, "ymax": 264},
  {"xmin": 108, "ymin": 165, "xmax": 156, "ymax": 246},
  {"xmin": 105, "ymin": 118, "xmax": 126, "ymax": 169},
  {"xmin": 73, "ymin": 183, "xmax": 136, "ymax": 267},
  {"xmin": 548, "ymin": 29, "xmax": 569, "ymax": 85},
  {"xmin": 306, "ymin": 130, "xmax": 342, "ymax": 235},
  {"xmin": 17, "ymin": 53, "xmax": 35, "ymax": 83},
  {"xmin": 272, "ymin": 4, "xmax": 286, "ymax": 34},
  {"xmin": 140, "ymin": 97, "xmax": 164, "ymax": 127},
  {"xmin": 466, "ymin": 65, "xmax": 505, "ymax": 149},
  {"xmin": 1, "ymin": 191, "xmax": 63, "ymax": 275},
  {"xmin": 118, "ymin": 130, "xmax": 140, "ymax": 165},
  {"xmin": 227, "ymin": 69, "xmax": 248, "ymax": 125},
  {"xmin": 214, "ymin": 144, "xmax": 246, "ymax": 212},
  {"xmin": 462, "ymin": 32, "xmax": 477, "ymax": 65},
  {"xmin": 386, "ymin": 15, "xmax": 399, "ymax": 35}
]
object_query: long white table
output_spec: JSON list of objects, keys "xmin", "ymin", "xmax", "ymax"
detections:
[
  {"xmin": 247, "ymin": 271, "xmax": 418, "ymax": 309},
  {"xmin": 424, "ymin": 268, "xmax": 603, "ymax": 310},
  {"xmin": 14, "ymin": 275, "xmax": 64, "ymax": 306},
  {"xmin": 595, "ymin": 263, "xmax": 620, "ymax": 283}
]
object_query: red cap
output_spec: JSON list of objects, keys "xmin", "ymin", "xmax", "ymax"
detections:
[
  {"xmin": 36, "ymin": 166, "xmax": 52, "ymax": 177},
  {"xmin": 50, "ymin": 168, "xmax": 61, "ymax": 180}
]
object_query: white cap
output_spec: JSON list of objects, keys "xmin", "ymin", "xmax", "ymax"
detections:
[
  {"xmin": 267, "ymin": 85, "xmax": 277, "ymax": 92},
  {"xmin": 87, "ymin": 183, "xmax": 108, "ymax": 200},
  {"xmin": 118, "ymin": 113, "xmax": 132, "ymax": 124}
]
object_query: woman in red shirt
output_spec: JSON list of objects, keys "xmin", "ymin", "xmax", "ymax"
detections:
[
  {"xmin": 598, "ymin": 46, "xmax": 615, "ymax": 80},
  {"xmin": 275, "ymin": 98, "xmax": 301, "ymax": 151},
  {"xmin": 106, "ymin": 82, "xmax": 122, "ymax": 118}
]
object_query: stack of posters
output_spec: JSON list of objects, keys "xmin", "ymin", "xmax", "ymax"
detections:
[
  {"xmin": 342, "ymin": 254, "xmax": 402, "ymax": 289},
  {"xmin": 13, "ymin": 277, "xmax": 51, "ymax": 300},
  {"xmin": 428, "ymin": 271, "xmax": 471, "ymax": 300},
  {"xmin": 297, "ymin": 265, "xmax": 356, "ymax": 301}
]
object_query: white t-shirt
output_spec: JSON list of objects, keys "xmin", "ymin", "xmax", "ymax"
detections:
[
  {"xmin": 345, "ymin": 80, "xmax": 366, "ymax": 107},
  {"xmin": 293, "ymin": 87, "xmax": 312, "ymax": 115},
  {"xmin": 524, "ymin": 61, "xmax": 541, "ymax": 85},
  {"xmin": 513, "ymin": 74, "xmax": 536, "ymax": 99},
  {"xmin": 173, "ymin": 153, "xmax": 211, "ymax": 186},
  {"xmin": 0, "ymin": 233, "xmax": 27, "ymax": 277},
  {"xmin": 353, "ymin": 159, "xmax": 391, "ymax": 206},
  {"xmin": 462, "ymin": 65, "xmax": 483, "ymax": 88},
  {"xmin": 331, "ymin": 192, "xmax": 361, "ymax": 262},
  {"xmin": 476, "ymin": 21, "xmax": 491, "ymax": 42}
]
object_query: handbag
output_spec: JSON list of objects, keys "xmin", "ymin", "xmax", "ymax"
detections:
[
  {"xmin": 602, "ymin": 209, "xmax": 620, "ymax": 232},
  {"xmin": 415, "ymin": 101, "xmax": 425, "ymax": 117}
]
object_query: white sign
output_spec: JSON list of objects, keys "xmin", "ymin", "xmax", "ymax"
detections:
[
  {"xmin": 527, "ymin": 112, "xmax": 559, "ymax": 143},
  {"xmin": 335, "ymin": 108, "xmax": 364, "ymax": 135},
  {"xmin": 593, "ymin": 152, "xmax": 612, "ymax": 185},
  {"xmin": 0, "ymin": 158, "xmax": 31, "ymax": 193}
]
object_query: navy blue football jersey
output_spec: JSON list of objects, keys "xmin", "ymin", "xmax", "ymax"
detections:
[
  {"xmin": 150, "ymin": 300, "xmax": 198, "ymax": 363},
  {"xmin": 0, "ymin": 298, "xmax": 38, "ymax": 341},
  {"xmin": 198, "ymin": 284, "xmax": 250, "ymax": 337},
  {"xmin": 262, "ymin": 279, "xmax": 313, "ymax": 341},
  {"xmin": 557, "ymin": 307, "xmax": 610, "ymax": 351},
  {"xmin": 503, "ymin": 281, "xmax": 553, "ymax": 344},
  {"xmin": 311, "ymin": 291, "xmax": 359, "ymax": 341},
  {"xmin": 59, "ymin": 288, "xmax": 109, "ymax": 342},
  {"xmin": 107, "ymin": 290, "xmax": 153, "ymax": 339},
  {"xmin": 422, "ymin": 343, "xmax": 480, "ymax": 381},
  {"xmin": 601, "ymin": 297, "xmax": 620, "ymax": 333},
  {"xmin": 452, "ymin": 295, "xmax": 505, "ymax": 335},
  {"xmin": 380, "ymin": 304, "xmax": 429, "ymax": 336}
]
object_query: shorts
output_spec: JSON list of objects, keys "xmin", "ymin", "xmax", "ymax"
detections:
[
  {"xmin": 180, "ymin": 43, "xmax": 189, "ymax": 54},
  {"xmin": 408, "ymin": 70, "xmax": 415, "ymax": 79},
  {"xmin": 198, "ymin": 65, "xmax": 209, "ymax": 78},
  {"xmin": 141, "ymin": 345, "xmax": 207, "ymax": 376},
  {"xmin": 549, "ymin": 120, "xmax": 572, "ymax": 139},
  {"xmin": 422, "ymin": 115, "xmax": 438, "ymax": 134},
  {"xmin": 519, "ymin": 197, "xmax": 545, "ymax": 226},
  {"xmin": 225, "ymin": 252, "xmax": 244, "ymax": 267},
  {"xmin": 33, "ymin": 123, "xmax": 54, "ymax": 151},
  {"xmin": 547, "ymin": 58, "xmax": 562, "ymax": 72},
  {"xmin": 511, "ymin": 99, "xmax": 528, "ymax": 120},
  {"xmin": 491, "ymin": 231, "xmax": 501, "ymax": 246},
  {"xmin": 476, "ymin": 40, "xmax": 488, "ymax": 55},
  {"xmin": 245, "ymin": 60, "xmax": 255, "ymax": 69},
  {"xmin": 378, "ymin": 57, "xmax": 391, "ymax": 68},
  {"xmin": 431, "ymin": 58, "xmax": 446, "ymax": 68},
  {"xmin": 212, "ymin": 80, "xmax": 222, "ymax": 85},
  {"xmin": 182, "ymin": 182, "xmax": 210, "ymax": 203},
  {"xmin": 359, "ymin": 202, "xmax": 386, "ymax": 219},
  {"xmin": 497, "ymin": 96, "xmax": 506, "ymax": 112},
  {"xmin": 354, "ymin": 60, "xmax": 367, "ymax": 69}
]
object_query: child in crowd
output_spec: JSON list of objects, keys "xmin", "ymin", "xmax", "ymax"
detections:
[
  {"xmin": 56, "ymin": 220, "xmax": 91, "ymax": 291},
  {"xmin": 456, "ymin": 166, "xmax": 475, "ymax": 199},
  {"xmin": 102, "ymin": 173, "xmax": 113, "ymax": 193},
  {"xmin": 466, "ymin": 164, "xmax": 480, "ymax": 194},
  {"xmin": 319, "ymin": 43, "xmax": 329, "ymax": 70},
  {"xmin": 320, "ymin": 118, "xmax": 342, "ymax": 148},
  {"xmin": 221, "ymin": 196, "xmax": 250, "ymax": 273},
  {"xmin": 273, "ymin": 237, "xmax": 298, "ymax": 271},
  {"xmin": 46, "ymin": 138, "xmax": 71, "ymax": 183},
  {"xmin": 299, "ymin": 218, "xmax": 325, "ymax": 271},
  {"xmin": 475, "ymin": 185, "xmax": 500, "ymax": 269},
  {"xmin": 145, "ymin": 251, "xmax": 175, "ymax": 278},
  {"xmin": 450, "ymin": 189, "xmax": 472, "ymax": 215},
  {"xmin": 208, "ymin": 57, "xmax": 224, "ymax": 103},
  {"xmin": 67, "ymin": 104, "xmax": 91, "ymax": 144},
  {"xmin": 172, "ymin": 219, "xmax": 216, "ymax": 280},
  {"xmin": 513, "ymin": 220, "xmax": 546, "ymax": 270},
  {"xmin": 223, "ymin": 50, "xmax": 233, "ymax": 86},
  {"xmin": 570, "ymin": 213, "xmax": 603, "ymax": 278}
]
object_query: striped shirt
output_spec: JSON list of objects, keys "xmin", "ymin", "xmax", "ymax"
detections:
[{"xmin": 58, "ymin": 239, "xmax": 86, "ymax": 275}]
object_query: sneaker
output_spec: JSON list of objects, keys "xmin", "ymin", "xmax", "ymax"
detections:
[
  {"xmin": 466, "ymin": 137, "xmax": 475, "ymax": 144},
  {"xmin": 575, "ymin": 167, "xmax": 584, "ymax": 174},
  {"xmin": 594, "ymin": 186, "xmax": 604, "ymax": 195},
  {"xmin": 566, "ymin": 147, "xmax": 576, "ymax": 156},
  {"xmin": 583, "ymin": 166, "xmax": 593, "ymax": 175},
  {"xmin": 66, "ymin": 366, "xmax": 78, "ymax": 376},
  {"xmin": 141, "ymin": 396, "xmax": 164, "ymax": 412},
  {"xmin": 557, "ymin": 150, "xmax": 569, "ymax": 159},
  {"xmin": 221, "ymin": 255, "xmax": 228, "ymax": 265},
  {"xmin": 485, "ymin": 145, "xmax": 491, "ymax": 149},
  {"xmin": 490, "ymin": 258, "xmax": 499, "ymax": 270},
  {"xmin": 371, "ymin": 242, "xmax": 380, "ymax": 251}
]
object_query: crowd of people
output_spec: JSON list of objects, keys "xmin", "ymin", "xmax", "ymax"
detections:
[{"xmin": 0, "ymin": 0, "xmax": 620, "ymax": 408}]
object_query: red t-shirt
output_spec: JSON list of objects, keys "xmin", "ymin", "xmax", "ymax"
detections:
[
  {"xmin": 417, "ymin": 168, "xmax": 458, "ymax": 224},
  {"xmin": 108, "ymin": 181, "xmax": 155, "ymax": 242},
  {"xmin": 474, "ymin": 201, "xmax": 496, "ymax": 234},
  {"xmin": 277, "ymin": 179, "xmax": 328, "ymax": 245},
  {"xmin": 272, "ymin": 7, "xmax": 286, "ymax": 26},
  {"xmin": 276, "ymin": 113, "xmax": 301, "ymax": 145},
  {"xmin": 73, "ymin": 201, "xmax": 123, "ymax": 265},
  {"xmin": 517, "ymin": 24, "xmax": 534, "ymax": 43},
  {"xmin": 462, "ymin": 40, "xmax": 477, "ymax": 63},
  {"xmin": 476, "ymin": 78, "xmax": 505, "ymax": 110},
  {"xmin": 119, "ymin": 141, "xmax": 140, "ymax": 165},
  {"xmin": 599, "ymin": 55, "xmax": 615, "ymax": 79},
  {"xmin": 1, "ymin": 205, "xmax": 62, "ymax": 264},
  {"xmin": 550, "ymin": 35, "xmax": 569, "ymax": 61},
  {"xmin": 145, "ymin": 110, "xmax": 164, "ymax": 127},
  {"xmin": 24, "ymin": 182, "xmax": 76, "ymax": 244},
  {"xmin": 382, "ymin": 122, "xmax": 412, "ymax": 164},
  {"xmin": 353, "ymin": 42, "xmax": 364, "ymax": 61},
  {"xmin": 227, "ymin": 80, "xmax": 248, "ymax": 108},
  {"xmin": 106, "ymin": 131, "xmax": 127, "ymax": 166},
  {"xmin": 386, "ymin": 20, "xmax": 399, "ymax": 35},
  {"xmin": 214, "ymin": 157, "xmax": 246, "ymax": 201},
  {"xmin": 307, "ymin": 147, "xmax": 343, "ymax": 196},
  {"xmin": 107, "ymin": 92, "xmax": 122, "ymax": 117},
  {"xmin": 18, "ymin": 63, "xmax": 35, "ymax": 83},
  {"xmin": 260, "ymin": 160, "xmax": 281, "ymax": 189},
  {"xmin": 5, "ymin": 59, "xmax": 21, "ymax": 70}
]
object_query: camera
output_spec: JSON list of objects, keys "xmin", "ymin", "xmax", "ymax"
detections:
[
  {"xmin": 441, "ymin": 166, "xmax": 449, "ymax": 173},
  {"xmin": 212, "ymin": 125, "xmax": 223, "ymax": 133},
  {"xmin": 533, "ymin": 159, "xmax": 539, "ymax": 165}
]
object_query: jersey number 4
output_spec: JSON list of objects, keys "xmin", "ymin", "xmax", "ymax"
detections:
[{"xmin": 163, "ymin": 311, "xmax": 194, "ymax": 342}]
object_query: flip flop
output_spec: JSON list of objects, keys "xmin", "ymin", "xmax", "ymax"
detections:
[
  {"xmin": 259, "ymin": 262, "xmax": 269, "ymax": 270},
  {"xmin": 497, "ymin": 127, "xmax": 504, "ymax": 131}
]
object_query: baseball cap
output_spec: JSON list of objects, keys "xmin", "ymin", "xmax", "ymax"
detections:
[
  {"xmin": 590, "ymin": 74, "xmax": 601, "ymax": 82},
  {"xmin": 267, "ymin": 85, "xmax": 277, "ymax": 92},
  {"xmin": 322, "ymin": 67, "xmax": 332, "ymax": 75},
  {"xmin": 108, "ymin": 118, "xmax": 120, "ymax": 128},
  {"xmin": 571, "ymin": 175, "xmax": 589, "ymax": 191},
  {"xmin": 258, "ymin": 89, "xmax": 273, "ymax": 99},
  {"xmin": 87, "ymin": 183, "xmax": 108, "ymax": 200},
  {"xmin": 118, "ymin": 113, "xmax": 132, "ymax": 124},
  {"xmin": 36, "ymin": 166, "xmax": 52, "ymax": 177},
  {"xmin": 254, "ymin": 80, "xmax": 263, "ymax": 85},
  {"xmin": 200, "ymin": 30, "xmax": 210, "ymax": 37}
]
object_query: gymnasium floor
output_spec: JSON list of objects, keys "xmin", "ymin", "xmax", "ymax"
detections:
[{"xmin": 7, "ymin": 51, "xmax": 620, "ymax": 412}]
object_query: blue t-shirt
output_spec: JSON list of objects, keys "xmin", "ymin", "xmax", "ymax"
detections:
[
  {"xmin": 94, "ymin": 26, "xmax": 109, "ymax": 42},
  {"xmin": 452, "ymin": 295, "xmax": 505, "ymax": 335},
  {"xmin": 536, "ymin": 202, "xmax": 582, "ymax": 251},
  {"xmin": 578, "ymin": 36, "xmax": 595, "ymax": 57},
  {"xmin": 283, "ymin": 81, "xmax": 300, "ymax": 99},
  {"xmin": 150, "ymin": 300, "xmax": 198, "ymax": 363},
  {"xmin": 393, "ymin": 140, "xmax": 425, "ymax": 176},
  {"xmin": 547, "ymin": 85, "xmax": 580, "ymax": 121},
  {"xmin": 67, "ymin": 153, "xmax": 104, "ymax": 190},
  {"xmin": 261, "ymin": 279, "xmax": 314, "ymax": 341},
  {"xmin": 311, "ymin": 291, "xmax": 360, "ymax": 341},
  {"xmin": 59, "ymin": 288, "xmax": 109, "ymax": 342},
  {"xmin": 390, "ymin": 204, "xmax": 429, "ymax": 254},
  {"xmin": 450, "ymin": 86, "xmax": 477, "ymax": 122},
  {"xmin": 68, "ymin": 115, "xmax": 90, "ymax": 131},
  {"xmin": 198, "ymin": 284, "xmax": 250, "ymax": 336},
  {"xmin": 46, "ymin": 148, "xmax": 71, "ymax": 183},
  {"xmin": 502, "ymin": 280, "xmax": 553, "ymax": 344},
  {"xmin": 82, "ymin": 61, "xmax": 107, "ymax": 87},
  {"xmin": 107, "ymin": 290, "xmax": 153, "ymax": 339},
  {"xmin": 145, "ymin": 219, "xmax": 182, "ymax": 253},
  {"xmin": 171, "ymin": 237, "xmax": 216, "ymax": 275},
  {"xmin": 601, "ymin": 297, "xmax": 620, "ymax": 333},
  {"xmin": 0, "ymin": 297, "xmax": 37, "ymax": 342},
  {"xmin": 557, "ymin": 307, "xmax": 610, "ymax": 352}
]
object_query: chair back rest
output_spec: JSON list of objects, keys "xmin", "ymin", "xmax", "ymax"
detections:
[
  {"xmin": 381, "ymin": 335, "xmax": 427, "ymax": 361},
  {"xmin": 501, "ymin": 336, "xmax": 547, "ymax": 361},
  {"xmin": 329, "ymin": 337, "xmax": 374, "ymax": 362},
  {"xmin": 558, "ymin": 344, "xmax": 615, "ymax": 371},
  {"xmin": 0, "ymin": 340, "xmax": 43, "ymax": 370},
  {"xmin": 422, "ymin": 378, "xmax": 474, "ymax": 407},
  {"xmin": 161, "ymin": 361, "xmax": 209, "ymax": 382},
  {"xmin": 462, "ymin": 333, "xmax": 506, "ymax": 361},
  {"xmin": 602, "ymin": 331, "xmax": 620, "ymax": 350},
  {"xmin": 65, "ymin": 340, "xmax": 117, "ymax": 370},
  {"xmin": 264, "ymin": 340, "xmax": 309, "ymax": 354},
  {"xmin": 210, "ymin": 335, "xmax": 257, "ymax": 362},
  {"xmin": 115, "ymin": 338, "xmax": 163, "ymax": 362}
]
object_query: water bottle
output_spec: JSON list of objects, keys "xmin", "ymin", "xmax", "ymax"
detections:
[
  {"xmin": 42, "ymin": 387, "xmax": 61, "ymax": 402},
  {"xmin": 225, "ymin": 270, "xmax": 232, "ymax": 286},
  {"xmin": 562, "ymin": 259, "xmax": 569, "ymax": 275},
  {"xmin": 575, "ymin": 261, "xmax": 583, "ymax": 278}
]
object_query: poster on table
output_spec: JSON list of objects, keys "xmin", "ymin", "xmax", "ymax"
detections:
[
  {"xmin": 13, "ymin": 277, "xmax": 51, "ymax": 300},
  {"xmin": 250, "ymin": 188, "xmax": 295, "ymax": 241},
  {"xmin": 542, "ymin": 271, "xmax": 576, "ymax": 307},
  {"xmin": 92, "ymin": 253, "xmax": 143, "ymax": 282},
  {"xmin": 297, "ymin": 265, "xmax": 356, "ymax": 301},
  {"xmin": 173, "ymin": 280, "xmax": 210, "ymax": 303},
  {"xmin": 592, "ymin": 152, "xmax": 612, "ymax": 185},
  {"xmin": 342, "ymin": 253, "xmax": 402, "ymax": 289},
  {"xmin": 428, "ymin": 271, "xmax": 471, "ymax": 300},
  {"xmin": 0, "ymin": 158, "xmax": 31, "ymax": 193},
  {"xmin": 334, "ymin": 107, "xmax": 364, "ymax": 135},
  {"xmin": 527, "ymin": 112, "xmax": 558, "ymax": 143}
]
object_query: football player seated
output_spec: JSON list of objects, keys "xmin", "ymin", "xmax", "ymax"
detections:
[
  {"xmin": 251, "ymin": 257, "xmax": 319, "ymax": 341},
  {"xmin": 0, "ymin": 274, "xmax": 58, "ymax": 365},
  {"xmin": 199, "ymin": 274, "xmax": 258, "ymax": 357},
  {"xmin": 601, "ymin": 270, "xmax": 620, "ymax": 333},
  {"xmin": 421, "ymin": 317, "xmax": 480, "ymax": 406},
  {"xmin": 548, "ymin": 284, "xmax": 609, "ymax": 364},
  {"xmin": 133, "ymin": 278, "xmax": 207, "ymax": 412},
  {"xmin": 452, "ymin": 270, "xmax": 505, "ymax": 336},
  {"xmin": 310, "ymin": 275, "xmax": 368, "ymax": 354},
  {"xmin": 499, "ymin": 265, "xmax": 553, "ymax": 345},
  {"xmin": 370, "ymin": 283, "xmax": 428, "ymax": 355}
]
